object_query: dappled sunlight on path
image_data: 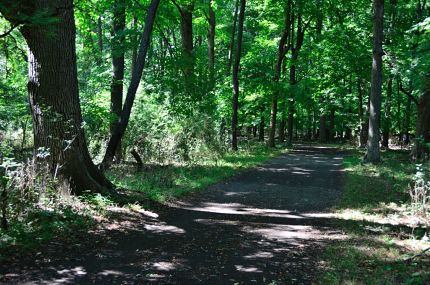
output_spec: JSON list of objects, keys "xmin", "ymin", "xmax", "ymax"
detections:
[{"xmin": 1, "ymin": 146, "xmax": 351, "ymax": 285}]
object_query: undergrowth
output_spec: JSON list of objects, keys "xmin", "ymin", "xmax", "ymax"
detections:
[
  {"xmin": 108, "ymin": 143, "xmax": 285, "ymax": 202},
  {"xmin": 1, "ymin": 142, "xmax": 284, "ymax": 259},
  {"xmin": 322, "ymin": 148, "xmax": 430, "ymax": 285}
]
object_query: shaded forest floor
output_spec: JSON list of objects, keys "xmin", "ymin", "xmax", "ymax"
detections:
[{"xmin": 0, "ymin": 145, "xmax": 429, "ymax": 284}]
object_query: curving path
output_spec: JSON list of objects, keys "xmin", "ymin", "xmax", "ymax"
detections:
[{"xmin": 0, "ymin": 145, "xmax": 346, "ymax": 285}]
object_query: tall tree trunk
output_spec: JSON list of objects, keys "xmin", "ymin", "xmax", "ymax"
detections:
[
  {"xmin": 231, "ymin": 0, "xmax": 246, "ymax": 151},
  {"xmin": 102, "ymin": 0, "xmax": 161, "ymax": 168},
  {"xmin": 412, "ymin": 75, "xmax": 430, "ymax": 160},
  {"xmin": 287, "ymin": 50, "xmax": 297, "ymax": 146},
  {"xmin": 1, "ymin": 0, "xmax": 114, "ymax": 195},
  {"xmin": 286, "ymin": 11, "xmax": 305, "ymax": 146},
  {"xmin": 319, "ymin": 97, "xmax": 327, "ymax": 143},
  {"xmin": 110, "ymin": 0, "xmax": 126, "ymax": 162},
  {"xmin": 227, "ymin": 0, "xmax": 240, "ymax": 73},
  {"xmin": 328, "ymin": 108, "xmax": 335, "ymax": 141},
  {"xmin": 279, "ymin": 110, "xmax": 286, "ymax": 143},
  {"xmin": 365, "ymin": 0, "xmax": 384, "ymax": 163},
  {"xmin": 207, "ymin": 2, "xmax": 216, "ymax": 91},
  {"xmin": 259, "ymin": 115, "xmax": 265, "ymax": 141},
  {"xmin": 358, "ymin": 80, "xmax": 369, "ymax": 147},
  {"xmin": 176, "ymin": 3, "xmax": 195, "ymax": 96},
  {"xmin": 268, "ymin": 0, "xmax": 291, "ymax": 147},
  {"xmin": 404, "ymin": 96, "xmax": 412, "ymax": 144},
  {"xmin": 382, "ymin": 75, "xmax": 393, "ymax": 148}
]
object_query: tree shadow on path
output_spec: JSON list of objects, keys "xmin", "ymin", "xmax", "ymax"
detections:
[{"xmin": 0, "ymin": 146, "xmax": 418, "ymax": 285}]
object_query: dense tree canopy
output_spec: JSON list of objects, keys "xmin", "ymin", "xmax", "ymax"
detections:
[
  {"xmin": 0, "ymin": 0, "xmax": 429, "ymax": 193},
  {"xmin": 0, "ymin": 1, "xmax": 429, "ymax": 283}
]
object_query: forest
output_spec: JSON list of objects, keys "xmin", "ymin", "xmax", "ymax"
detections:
[{"xmin": 0, "ymin": 0, "xmax": 429, "ymax": 284}]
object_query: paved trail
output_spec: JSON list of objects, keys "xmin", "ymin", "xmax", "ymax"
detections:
[{"xmin": 0, "ymin": 146, "xmax": 346, "ymax": 285}]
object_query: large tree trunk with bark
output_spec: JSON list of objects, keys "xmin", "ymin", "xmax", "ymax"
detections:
[
  {"xmin": 102, "ymin": 0, "xmax": 161, "ymax": 168},
  {"xmin": 110, "ymin": 0, "xmax": 126, "ymax": 162},
  {"xmin": 365, "ymin": 0, "xmax": 384, "ymax": 163},
  {"xmin": 231, "ymin": 0, "xmax": 246, "ymax": 151},
  {"xmin": 1, "ymin": 0, "xmax": 114, "ymax": 195}
]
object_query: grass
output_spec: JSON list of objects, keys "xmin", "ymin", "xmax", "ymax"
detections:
[
  {"xmin": 1, "ymin": 142, "xmax": 284, "ymax": 260},
  {"xmin": 338, "ymin": 149, "xmax": 414, "ymax": 211},
  {"xmin": 0, "ymin": 193, "xmax": 116, "ymax": 260},
  {"xmin": 321, "ymin": 238, "xmax": 430, "ymax": 285},
  {"xmin": 321, "ymin": 148, "xmax": 430, "ymax": 285},
  {"xmin": 0, "ymin": 206, "xmax": 94, "ymax": 260},
  {"xmin": 108, "ymin": 143, "xmax": 286, "ymax": 203}
]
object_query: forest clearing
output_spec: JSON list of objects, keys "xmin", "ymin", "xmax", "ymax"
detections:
[{"xmin": 0, "ymin": 0, "xmax": 429, "ymax": 284}]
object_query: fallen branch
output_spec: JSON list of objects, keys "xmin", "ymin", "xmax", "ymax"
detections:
[{"xmin": 404, "ymin": 247, "xmax": 430, "ymax": 262}]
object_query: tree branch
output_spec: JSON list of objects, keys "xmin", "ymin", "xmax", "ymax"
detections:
[
  {"xmin": 405, "ymin": 247, "xmax": 430, "ymax": 262},
  {"xmin": 0, "ymin": 24, "xmax": 19, "ymax": 39},
  {"xmin": 399, "ymin": 80, "xmax": 419, "ymax": 105},
  {"xmin": 170, "ymin": 0, "xmax": 183, "ymax": 15}
]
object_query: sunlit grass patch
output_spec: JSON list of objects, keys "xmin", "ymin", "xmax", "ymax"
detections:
[
  {"xmin": 321, "ymin": 237, "xmax": 430, "ymax": 285},
  {"xmin": 322, "ymin": 148, "xmax": 430, "ymax": 285}
]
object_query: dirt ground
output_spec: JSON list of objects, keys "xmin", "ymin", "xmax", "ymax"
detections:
[{"xmin": 0, "ymin": 146, "xmax": 347, "ymax": 285}]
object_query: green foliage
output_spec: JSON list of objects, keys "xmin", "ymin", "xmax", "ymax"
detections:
[
  {"xmin": 0, "ymin": 207, "xmax": 92, "ymax": 260},
  {"xmin": 339, "ymin": 150, "xmax": 415, "ymax": 210},
  {"xmin": 108, "ymin": 143, "xmax": 284, "ymax": 202},
  {"xmin": 322, "ymin": 149, "xmax": 430, "ymax": 285},
  {"xmin": 79, "ymin": 192, "xmax": 115, "ymax": 212}
]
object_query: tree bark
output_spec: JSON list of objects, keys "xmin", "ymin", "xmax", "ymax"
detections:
[
  {"xmin": 259, "ymin": 115, "xmax": 265, "ymax": 141},
  {"xmin": 412, "ymin": 74, "xmax": 430, "ymax": 160},
  {"xmin": 207, "ymin": 2, "xmax": 216, "ymax": 90},
  {"xmin": 176, "ymin": 3, "xmax": 195, "ymax": 96},
  {"xmin": 404, "ymin": 96, "xmax": 412, "ymax": 144},
  {"xmin": 365, "ymin": 0, "xmax": 384, "ymax": 163},
  {"xmin": 268, "ymin": 0, "xmax": 291, "ymax": 147},
  {"xmin": 110, "ymin": 0, "xmax": 126, "ymax": 162},
  {"xmin": 231, "ymin": 0, "xmax": 246, "ymax": 151},
  {"xmin": 329, "ymin": 108, "xmax": 335, "ymax": 141},
  {"xmin": 102, "ymin": 0, "xmax": 161, "ymax": 168},
  {"xmin": 1, "ymin": 0, "xmax": 115, "ymax": 195},
  {"xmin": 287, "ymin": 49, "xmax": 298, "ymax": 146},
  {"xmin": 382, "ymin": 75, "xmax": 393, "ymax": 148},
  {"xmin": 227, "ymin": 0, "xmax": 240, "ymax": 73},
  {"xmin": 279, "ymin": 113, "xmax": 286, "ymax": 143},
  {"xmin": 286, "ymin": 11, "xmax": 305, "ymax": 146},
  {"xmin": 319, "ymin": 97, "xmax": 327, "ymax": 143},
  {"xmin": 358, "ymin": 80, "xmax": 369, "ymax": 147}
]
